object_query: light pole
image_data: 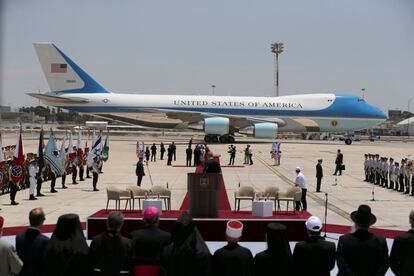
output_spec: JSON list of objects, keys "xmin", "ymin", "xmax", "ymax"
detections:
[
  {"xmin": 271, "ymin": 42, "xmax": 284, "ymax": 97},
  {"xmin": 211, "ymin": 85, "xmax": 216, "ymax": 95},
  {"xmin": 408, "ymin": 98, "xmax": 412, "ymax": 138}
]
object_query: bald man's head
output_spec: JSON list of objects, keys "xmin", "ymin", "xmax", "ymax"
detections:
[{"xmin": 29, "ymin": 208, "xmax": 46, "ymax": 227}]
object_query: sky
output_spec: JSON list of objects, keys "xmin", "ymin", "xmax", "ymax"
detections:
[{"xmin": 1, "ymin": 0, "xmax": 413, "ymax": 112}]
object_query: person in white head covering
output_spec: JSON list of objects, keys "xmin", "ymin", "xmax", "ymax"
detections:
[
  {"xmin": 294, "ymin": 167, "xmax": 307, "ymax": 210},
  {"xmin": 213, "ymin": 220, "xmax": 254, "ymax": 276},
  {"xmin": 293, "ymin": 216, "xmax": 336, "ymax": 276}
]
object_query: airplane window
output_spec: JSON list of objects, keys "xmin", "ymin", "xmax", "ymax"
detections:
[{"xmin": 358, "ymin": 98, "xmax": 365, "ymax": 102}]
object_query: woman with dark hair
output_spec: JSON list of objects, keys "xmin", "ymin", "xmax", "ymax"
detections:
[
  {"xmin": 44, "ymin": 213, "xmax": 89, "ymax": 276},
  {"xmin": 254, "ymin": 223, "xmax": 295, "ymax": 275},
  {"xmin": 161, "ymin": 212, "xmax": 211, "ymax": 276}
]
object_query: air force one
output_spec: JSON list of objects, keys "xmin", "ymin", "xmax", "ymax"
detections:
[{"xmin": 29, "ymin": 43, "xmax": 386, "ymax": 144}]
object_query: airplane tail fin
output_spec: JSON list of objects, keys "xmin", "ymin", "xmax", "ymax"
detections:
[{"xmin": 33, "ymin": 42, "xmax": 109, "ymax": 94}]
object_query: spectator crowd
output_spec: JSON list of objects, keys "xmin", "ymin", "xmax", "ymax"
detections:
[{"xmin": 1, "ymin": 205, "xmax": 414, "ymax": 276}]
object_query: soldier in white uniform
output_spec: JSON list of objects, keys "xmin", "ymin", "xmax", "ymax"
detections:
[
  {"xmin": 393, "ymin": 162, "xmax": 400, "ymax": 191},
  {"xmin": 404, "ymin": 159, "xmax": 411, "ymax": 194},
  {"xmin": 28, "ymin": 159, "xmax": 39, "ymax": 200},
  {"xmin": 399, "ymin": 160, "xmax": 406, "ymax": 193},
  {"xmin": 381, "ymin": 158, "xmax": 389, "ymax": 188},
  {"xmin": 363, "ymin": 154, "xmax": 369, "ymax": 182},
  {"xmin": 388, "ymin": 158, "xmax": 395, "ymax": 190}
]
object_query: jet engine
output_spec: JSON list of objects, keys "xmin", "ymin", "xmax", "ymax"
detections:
[
  {"xmin": 204, "ymin": 117, "xmax": 230, "ymax": 136},
  {"xmin": 253, "ymin": 123, "xmax": 278, "ymax": 139}
]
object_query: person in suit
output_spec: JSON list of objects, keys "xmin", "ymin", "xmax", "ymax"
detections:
[
  {"xmin": 135, "ymin": 157, "xmax": 145, "ymax": 186},
  {"xmin": 315, "ymin": 159, "xmax": 323, "ymax": 192},
  {"xmin": 131, "ymin": 207, "xmax": 171, "ymax": 260},
  {"xmin": 254, "ymin": 223, "xmax": 294, "ymax": 276},
  {"xmin": 390, "ymin": 209, "xmax": 414, "ymax": 276},
  {"xmin": 333, "ymin": 149, "xmax": 344, "ymax": 176},
  {"xmin": 16, "ymin": 208, "xmax": 49, "ymax": 276},
  {"xmin": 204, "ymin": 152, "xmax": 221, "ymax": 173},
  {"xmin": 171, "ymin": 142, "xmax": 177, "ymax": 161},
  {"xmin": 337, "ymin": 204, "xmax": 389, "ymax": 276},
  {"xmin": 0, "ymin": 215, "xmax": 23, "ymax": 276},
  {"xmin": 150, "ymin": 143, "xmax": 157, "ymax": 162},
  {"xmin": 160, "ymin": 142, "xmax": 166, "ymax": 160},
  {"xmin": 186, "ymin": 146, "xmax": 193, "ymax": 167},
  {"xmin": 44, "ymin": 213, "xmax": 90, "ymax": 276},
  {"xmin": 90, "ymin": 211, "xmax": 132, "ymax": 276},
  {"xmin": 293, "ymin": 216, "xmax": 336, "ymax": 276}
]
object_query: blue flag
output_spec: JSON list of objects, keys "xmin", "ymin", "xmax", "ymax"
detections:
[{"xmin": 45, "ymin": 134, "xmax": 63, "ymax": 176}]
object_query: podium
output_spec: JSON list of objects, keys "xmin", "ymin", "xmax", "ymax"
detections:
[{"xmin": 187, "ymin": 173, "xmax": 220, "ymax": 217}]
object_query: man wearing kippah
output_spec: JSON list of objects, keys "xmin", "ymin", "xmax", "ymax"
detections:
[
  {"xmin": 213, "ymin": 220, "xmax": 254, "ymax": 276},
  {"xmin": 293, "ymin": 216, "xmax": 336, "ymax": 276}
]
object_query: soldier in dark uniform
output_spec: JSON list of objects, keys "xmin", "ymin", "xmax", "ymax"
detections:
[
  {"xmin": 160, "ymin": 142, "xmax": 166, "ymax": 160},
  {"xmin": 316, "ymin": 159, "xmax": 323, "ymax": 192},
  {"xmin": 135, "ymin": 157, "xmax": 145, "ymax": 186},
  {"xmin": 71, "ymin": 149, "xmax": 78, "ymax": 184},
  {"xmin": 228, "ymin": 145, "xmax": 236, "ymax": 166},
  {"xmin": 8, "ymin": 159, "xmax": 19, "ymax": 205},
  {"xmin": 145, "ymin": 146, "xmax": 150, "ymax": 162},
  {"xmin": 171, "ymin": 142, "xmax": 177, "ymax": 161},
  {"xmin": 333, "ymin": 149, "xmax": 343, "ymax": 176},
  {"xmin": 150, "ymin": 143, "xmax": 157, "ymax": 162},
  {"xmin": 167, "ymin": 144, "xmax": 173, "ymax": 166},
  {"xmin": 186, "ymin": 146, "xmax": 192, "ymax": 167},
  {"xmin": 213, "ymin": 220, "xmax": 254, "ymax": 276}
]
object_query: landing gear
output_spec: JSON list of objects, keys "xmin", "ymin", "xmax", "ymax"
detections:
[
  {"xmin": 345, "ymin": 138, "xmax": 352, "ymax": 145},
  {"xmin": 204, "ymin": 135, "xmax": 235, "ymax": 143}
]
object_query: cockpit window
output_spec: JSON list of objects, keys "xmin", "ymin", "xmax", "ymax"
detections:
[{"xmin": 358, "ymin": 98, "xmax": 365, "ymax": 102}]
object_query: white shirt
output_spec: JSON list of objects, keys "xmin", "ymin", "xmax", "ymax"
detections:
[{"xmin": 295, "ymin": 172, "xmax": 306, "ymax": 188}]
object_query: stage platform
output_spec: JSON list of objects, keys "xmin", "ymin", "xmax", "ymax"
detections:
[{"xmin": 87, "ymin": 209, "xmax": 311, "ymax": 241}]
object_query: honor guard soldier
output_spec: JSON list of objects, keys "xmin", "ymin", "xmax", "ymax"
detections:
[
  {"xmin": 400, "ymin": 160, "xmax": 406, "ymax": 193},
  {"xmin": 388, "ymin": 158, "xmax": 395, "ymax": 189},
  {"xmin": 404, "ymin": 159, "xmax": 411, "ymax": 194},
  {"xmin": 186, "ymin": 145, "xmax": 192, "ymax": 167},
  {"xmin": 316, "ymin": 159, "xmax": 323, "ymax": 193},
  {"xmin": 364, "ymin": 154, "xmax": 369, "ymax": 181},
  {"xmin": 92, "ymin": 157, "xmax": 100, "ymax": 191},
  {"xmin": 150, "ymin": 143, "xmax": 157, "ymax": 162},
  {"xmin": 160, "ymin": 142, "xmax": 165, "ymax": 160},
  {"xmin": 135, "ymin": 157, "xmax": 145, "ymax": 186},
  {"xmin": 28, "ymin": 159, "xmax": 39, "ymax": 200},
  {"xmin": 71, "ymin": 148, "xmax": 78, "ymax": 184},
  {"xmin": 369, "ymin": 154, "xmax": 375, "ymax": 183},
  {"xmin": 393, "ymin": 162, "xmax": 400, "ymax": 191}
]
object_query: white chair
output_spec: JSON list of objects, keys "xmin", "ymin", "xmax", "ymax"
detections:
[
  {"xmin": 149, "ymin": 185, "xmax": 171, "ymax": 210},
  {"xmin": 106, "ymin": 186, "xmax": 132, "ymax": 211},
  {"xmin": 127, "ymin": 186, "xmax": 148, "ymax": 210},
  {"xmin": 234, "ymin": 186, "xmax": 255, "ymax": 211}
]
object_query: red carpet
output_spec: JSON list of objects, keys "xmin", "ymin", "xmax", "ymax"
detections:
[{"xmin": 179, "ymin": 157, "xmax": 231, "ymax": 211}]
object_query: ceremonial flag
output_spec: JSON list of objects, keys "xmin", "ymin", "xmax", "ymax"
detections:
[
  {"xmin": 37, "ymin": 128, "xmax": 45, "ymax": 174},
  {"xmin": 77, "ymin": 129, "xmax": 82, "ymax": 149},
  {"xmin": 10, "ymin": 127, "xmax": 24, "ymax": 184},
  {"xmin": 87, "ymin": 135, "xmax": 102, "ymax": 167},
  {"xmin": 45, "ymin": 133, "xmax": 63, "ymax": 176},
  {"xmin": 59, "ymin": 132, "xmax": 67, "ymax": 162},
  {"xmin": 136, "ymin": 141, "xmax": 144, "ymax": 158},
  {"xmin": 102, "ymin": 133, "xmax": 109, "ymax": 162},
  {"xmin": 67, "ymin": 131, "xmax": 74, "ymax": 162}
]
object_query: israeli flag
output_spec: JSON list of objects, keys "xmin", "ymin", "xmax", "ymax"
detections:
[{"xmin": 87, "ymin": 136, "xmax": 102, "ymax": 167}]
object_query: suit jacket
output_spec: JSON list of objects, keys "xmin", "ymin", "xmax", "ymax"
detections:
[
  {"xmin": 293, "ymin": 235, "xmax": 336, "ymax": 276},
  {"xmin": 0, "ymin": 239, "xmax": 23, "ymax": 276},
  {"xmin": 337, "ymin": 229, "xmax": 389, "ymax": 276},
  {"xmin": 15, "ymin": 227, "xmax": 49, "ymax": 276},
  {"xmin": 204, "ymin": 159, "xmax": 221, "ymax": 173},
  {"xmin": 135, "ymin": 161, "xmax": 145, "ymax": 176},
  {"xmin": 390, "ymin": 229, "xmax": 414, "ymax": 276},
  {"xmin": 89, "ymin": 230, "xmax": 132, "ymax": 276},
  {"xmin": 336, "ymin": 153, "xmax": 343, "ymax": 165},
  {"xmin": 316, "ymin": 163, "xmax": 323, "ymax": 178},
  {"xmin": 131, "ymin": 227, "xmax": 171, "ymax": 260}
]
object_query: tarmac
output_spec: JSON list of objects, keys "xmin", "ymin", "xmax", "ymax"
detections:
[{"xmin": 0, "ymin": 132, "xmax": 413, "ymax": 232}]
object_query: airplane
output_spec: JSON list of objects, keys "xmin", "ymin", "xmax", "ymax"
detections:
[{"xmin": 29, "ymin": 42, "xmax": 387, "ymax": 145}]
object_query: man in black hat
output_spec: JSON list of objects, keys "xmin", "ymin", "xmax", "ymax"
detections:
[
  {"xmin": 390, "ymin": 209, "xmax": 414, "ymax": 276},
  {"xmin": 337, "ymin": 204, "xmax": 389, "ymax": 276},
  {"xmin": 315, "ymin": 159, "xmax": 323, "ymax": 192}
]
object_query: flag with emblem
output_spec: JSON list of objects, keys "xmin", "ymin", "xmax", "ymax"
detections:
[
  {"xmin": 45, "ymin": 133, "xmax": 63, "ymax": 176},
  {"xmin": 0, "ymin": 133, "xmax": 5, "ymax": 188},
  {"xmin": 87, "ymin": 135, "xmax": 102, "ymax": 167},
  {"xmin": 102, "ymin": 133, "xmax": 109, "ymax": 162},
  {"xmin": 51, "ymin": 63, "xmax": 67, "ymax": 73},
  {"xmin": 136, "ymin": 141, "xmax": 144, "ymax": 158},
  {"xmin": 10, "ymin": 127, "xmax": 24, "ymax": 184}
]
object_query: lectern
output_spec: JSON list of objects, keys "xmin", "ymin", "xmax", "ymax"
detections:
[{"xmin": 187, "ymin": 173, "xmax": 220, "ymax": 217}]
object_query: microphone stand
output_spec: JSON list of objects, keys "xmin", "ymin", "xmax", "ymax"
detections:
[{"xmin": 323, "ymin": 193, "xmax": 328, "ymax": 238}]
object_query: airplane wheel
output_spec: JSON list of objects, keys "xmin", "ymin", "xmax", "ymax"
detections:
[
  {"xmin": 211, "ymin": 136, "xmax": 219, "ymax": 143},
  {"xmin": 228, "ymin": 136, "xmax": 235, "ymax": 143},
  {"xmin": 345, "ymin": 138, "xmax": 352, "ymax": 145},
  {"xmin": 204, "ymin": 136, "xmax": 212, "ymax": 143},
  {"xmin": 219, "ymin": 136, "xmax": 228, "ymax": 143}
]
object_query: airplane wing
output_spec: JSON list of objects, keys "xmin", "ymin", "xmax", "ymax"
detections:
[{"xmin": 27, "ymin": 93, "xmax": 90, "ymax": 104}]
